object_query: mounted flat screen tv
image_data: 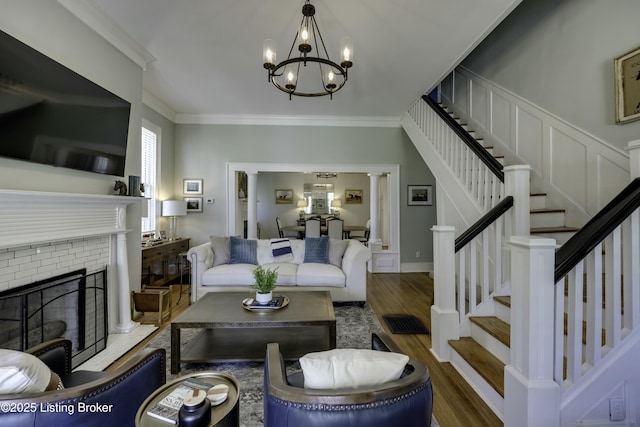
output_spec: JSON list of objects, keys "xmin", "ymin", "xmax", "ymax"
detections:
[{"xmin": 0, "ymin": 29, "xmax": 131, "ymax": 176}]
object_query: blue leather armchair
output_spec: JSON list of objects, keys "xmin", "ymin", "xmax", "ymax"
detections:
[
  {"xmin": 264, "ymin": 332, "xmax": 433, "ymax": 427},
  {"xmin": 0, "ymin": 338, "xmax": 165, "ymax": 426}
]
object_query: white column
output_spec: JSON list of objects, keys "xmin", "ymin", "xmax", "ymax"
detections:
[
  {"xmin": 627, "ymin": 139, "xmax": 640, "ymax": 180},
  {"xmin": 368, "ymin": 173, "xmax": 381, "ymax": 243},
  {"xmin": 114, "ymin": 232, "xmax": 138, "ymax": 333},
  {"xmin": 430, "ymin": 225, "xmax": 459, "ymax": 361},
  {"xmin": 504, "ymin": 236, "xmax": 560, "ymax": 427},
  {"xmin": 247, "ymin": 172, "xmax": 258, "ymax": 238},
  {"xmin": 504, "ymin": 165, "xmax": 530, "ymax": 237}
]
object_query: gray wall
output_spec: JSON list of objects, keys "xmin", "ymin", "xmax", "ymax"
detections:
[
  {"xmin": 173, "ymin": 124, "xmax": 435, "ymax": 265},
  {"xmin": 462, "ymin": 0, "xmax": 640, "ymax": 150}
]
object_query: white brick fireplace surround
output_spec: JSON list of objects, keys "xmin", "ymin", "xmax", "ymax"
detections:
[{"xmin": 0, "ymin": 189, "xmax": 140, "ymax": 335}]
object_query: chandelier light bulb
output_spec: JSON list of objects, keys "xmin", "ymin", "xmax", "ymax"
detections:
[
  {"xmin": 301, "ymin": 27, "xmax": 309, "ymax": 41},
  {"xmin": 343, "ymin": 48, "xmax": 350, "ymax": 61},
  {"xmin": 266, "ymin": 50, "xmax": 273, "ymax": 61},
  {"xmin": 328, "ymin": 71, "xmax": 335, "ymax": 81},
  {"xmin": 287, "ymin": 71, "xmax": 295, "ymax": 83}
]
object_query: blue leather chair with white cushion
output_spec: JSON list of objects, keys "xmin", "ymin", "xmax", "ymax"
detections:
[{"xmin": 264, "ymin": 332, "xmax": 433, "ymax": 427}]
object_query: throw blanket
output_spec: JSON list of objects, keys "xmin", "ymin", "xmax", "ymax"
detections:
[{"xmin": 270, "ymin": 238, "xmax": 293, "ymax": 261}]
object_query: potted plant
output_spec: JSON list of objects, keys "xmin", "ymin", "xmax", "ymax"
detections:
[{"xmin": 251, "ymin": 266, "xmax": 278, "ymax": 305}]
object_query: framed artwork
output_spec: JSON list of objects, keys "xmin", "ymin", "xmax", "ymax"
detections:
[
  {"xmin": 345, "ymin": 189, "xmax": 363, "ymax": 204},
  {"xmin": 408, "ymin": 185, "xmax": 432, "ymax": 206},
  {"xmin": 614, "ymin": 45, "xmax": 640, "ymax": 124},
  {"xmin": 183, "ymin": 179, "xmax": 203, "ymax": 195},
  {"xmin": 275, "ymin": 189, "xmax": 293, "ymax": 204},
  {"xmin": 184, "ymin": 197, "xmax": 203, "ymax": 212}
]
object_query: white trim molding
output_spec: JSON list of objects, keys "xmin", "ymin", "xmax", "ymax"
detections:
[{"xmin": 176, "ymin": 114, "xmax": 402, "ymax": 128}]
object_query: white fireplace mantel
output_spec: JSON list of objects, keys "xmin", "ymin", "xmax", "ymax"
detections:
[
  {"xmin": 0, "ymin": 189, "xmax": 140, "ymax": 249},
  {"xmin": 0, "ymin": 189, "xmax": 142, "ymax": 333}
]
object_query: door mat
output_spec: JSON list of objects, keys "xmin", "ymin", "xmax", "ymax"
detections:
[{"xmin": 383, "ymin": 314, "xmax": 429, "ymax": 334}]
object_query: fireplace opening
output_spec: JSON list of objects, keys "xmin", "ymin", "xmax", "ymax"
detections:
[{"xmin": 0, "ymin": 268, "xmax": 108, "ymax": 368}]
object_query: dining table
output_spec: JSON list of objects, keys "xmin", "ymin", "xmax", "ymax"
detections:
[{"xmin": 281, "ymin": 224, "xmax": 368, "ymax": 239}]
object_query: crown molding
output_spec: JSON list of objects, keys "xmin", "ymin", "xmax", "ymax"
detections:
[
  {"xmin": 57, "ymin": 0, "xmax": 155, "ymax": 70},
  {"xmin": 142, "ymin": 90, "xmax": 177, "ymax": 122},
  {"xmin": 174, "ymin": 114, "xmax": 401, "ymax": 128}
]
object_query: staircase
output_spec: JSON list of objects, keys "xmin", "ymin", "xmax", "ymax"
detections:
[
  {"xmin": 402, "ymin": 91, "xmax": 640, "ymax": 426},
  {"xmin": 443, "ymin": 107, "xmax": 579, "ymax": 245}
]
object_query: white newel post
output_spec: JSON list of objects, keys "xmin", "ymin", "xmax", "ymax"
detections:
[
  {"xmin": 627, "ymin": 139, "xmax": 640, "ymax": 180},
  {"xmin": 505, "ymin": 236, "xmax": 560, "ymax": 427},
  {"xmin": 430, "ymin": 225, "xmax": 459, "ymax": 361},
  {"xmin": 247, "ymin": 171, "xmax": 258, "ymax": 239},
  {"xmin": 503, "ymin": 165, "xmax": 530, "ymax": 237}
]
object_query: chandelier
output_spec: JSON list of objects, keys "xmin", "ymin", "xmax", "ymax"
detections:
[{"xmin": 262, "ymin": 0, "xmax": 353, "ymax": 100}]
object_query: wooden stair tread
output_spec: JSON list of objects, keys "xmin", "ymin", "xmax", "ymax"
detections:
[
  {"xmin": 493, "ymin": 295, "xmax": 511, "ymax": 308},
  {"xmin": 531, "ymin": 226, "xmax": 580, "ymax": 233},
  {"xmin": 469, "ymin": 316, "xmax": 510, "ymax": 347},
  {"xmin": 449, "ymin": 337, "xmax": 505, "ymax": 397}
]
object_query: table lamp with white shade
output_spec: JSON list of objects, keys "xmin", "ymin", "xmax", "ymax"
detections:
[
  {"xmin": 297, "ymin": 199, "xmax": 308, "ymax": 219},
  {"xmin": 330, "ymin": 199, "xmax": 342, "ymax": 216},
  {"xmin": 162, "ymin": 200, "xmax": 187, "ymax": 240}
]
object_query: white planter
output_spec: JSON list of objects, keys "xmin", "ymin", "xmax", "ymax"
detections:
[{"xmin": 255, "ymin": 291, "xmax": 273, "ymax": 305}]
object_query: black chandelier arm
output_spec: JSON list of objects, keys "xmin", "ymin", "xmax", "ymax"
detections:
[
  {"xmin": 271, "ymin": 74, "xmax": 347, "ymax": 97},
  {"xmin": 270, "ymin": 56, "xmax": 347, "ymax": 77}
]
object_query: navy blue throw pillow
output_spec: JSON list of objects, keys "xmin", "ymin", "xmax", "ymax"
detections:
[
  {"xmin": 304, "ymin": 236, "xmax": 330, "ymax": 264},
  {"xmin": 229, "ymin": 236, "xmax": 258, "ymax": 265}
]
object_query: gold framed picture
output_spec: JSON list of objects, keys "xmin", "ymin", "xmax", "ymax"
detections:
[
  {"xmin": 345, "ymin": 189, "xmax": 363, "ymax": 204},
  {"xmin": 614, "ymin": 45, "xmax": 640, "ymax": 124},
  {"xmin": 275, "ymin": 189, "xmax": 293, "ymax": 204}
]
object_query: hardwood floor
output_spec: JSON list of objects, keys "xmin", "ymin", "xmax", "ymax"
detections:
[{"xmin": 108, "ymin": 274, "xmax": 502, "ymax": 426}]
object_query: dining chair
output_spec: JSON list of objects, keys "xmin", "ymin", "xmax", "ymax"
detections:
[
  {"xmin": 304, "ymin": 218, "xmax": 321, "ymax": 239},
  {"xmin": 326, "ymin": 217, "xmax": 344, "ymax": 240},
  {"xmin": 276, "ymin": 217, "xmax": 285, "ymax": 238},
  {"xmin": 350, "ymin": 218, "xmax": 371, "ymax": 245}
]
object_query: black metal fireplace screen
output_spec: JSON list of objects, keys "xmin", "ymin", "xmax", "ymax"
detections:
[{"xmin": 0, "ymin": 268, "xmax": 108, "ymax": 368}]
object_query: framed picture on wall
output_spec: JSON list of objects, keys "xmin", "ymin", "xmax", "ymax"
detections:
[
  {"xmin": 275, "ymin": 189, "xmax": 293, "ymax": 204},
  {"xmin": 183, "ymin": 179, "xmax": 203, "ymax": 195},
  {"xmin": 345, "ymin": 189, "xmax": 363, "ymax": 204},
  {"xmin": 614, "ymin": 45, "xmax": 640, "ymax": 124},
  {"xmin": 184, "ymin": 197, "xmax": 203, "ymax": 212},
  {"xmin": 407, "ymin": 185, "xmax": 432, "ymax": 206}
]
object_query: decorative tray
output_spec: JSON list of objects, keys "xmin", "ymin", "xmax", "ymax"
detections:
[{"xmin": 242, "ymin": 295, "xmax": 289, "ymax": 312}]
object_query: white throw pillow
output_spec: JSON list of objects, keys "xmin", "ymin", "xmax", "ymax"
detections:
[
  {"xmin": 328, "ymin": 238, "xmax": 349, "ymax": 267},
  {"xmin": 299, "ymin": 348, "xmax": 409, "ymax": 389},
  {"xmin": 0, "ymin": 350, "xmax": 57, "ymax": 394}
]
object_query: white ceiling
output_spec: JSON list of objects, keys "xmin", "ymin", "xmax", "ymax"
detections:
[{"xmin": 66, "ymin": 0, "xmax": 521, "ymax": 123}]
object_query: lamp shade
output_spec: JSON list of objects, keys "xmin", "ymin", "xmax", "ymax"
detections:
[
  {"xmin": 162, "ymin": 200, "xmax": 187, "ymax": 217},
  {"xmin": 330, "ymin": 199, "xmax": 342, "ymax": 208},
  {"xmin": 297, "ymin": 199, "xmax": 308, "ymax": 208}
]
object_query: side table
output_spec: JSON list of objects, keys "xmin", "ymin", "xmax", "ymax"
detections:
[
  {"xmin": 135, "ymin": 371, "xmax": 240, "ymax": 427},
  {"xmin": 176, "ymin": 251, "xmax": 191, "ymax": 305}
]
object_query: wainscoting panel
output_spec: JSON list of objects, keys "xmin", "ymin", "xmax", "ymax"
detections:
[
  {"xmin": 515, "ymin": 106, "xmax": 543, "ymax": 173},
  {"xmin": 454, "ymin": 70, "xmax": 469, "ymax": 116},
  {"xmin": 550, "ymin": 127, "xmax": 587, "ymax": 209},
  {"xmin": 471, "ymin": 81, "xmax": 488, "ymax": 128},
  {"xmin": 443, "ymin": 66, "xmax": 630, "ymax": 219},
  {"xmin": 490, "ymin": 92, "xmax": 511, "ymax": 148}
]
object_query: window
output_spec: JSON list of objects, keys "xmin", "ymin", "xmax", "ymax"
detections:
[{"xmin": 141, "ymin": 121, "xmax": 159, "ymax": 233}]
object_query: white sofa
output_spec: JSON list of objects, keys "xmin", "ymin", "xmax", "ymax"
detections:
[{"xmin": 187, "ymin": 237, "xmax": 371, "ymax": 303}]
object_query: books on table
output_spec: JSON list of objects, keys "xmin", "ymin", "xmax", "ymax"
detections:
[{"xmin": 146, "ymin": 378, "xmax": 211, "ymax": 424}]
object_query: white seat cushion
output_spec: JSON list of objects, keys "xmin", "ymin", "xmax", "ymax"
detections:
[
  {"xmin": 201, "ymin": 264, "xmax": 257, "ymax": 286},
  {"xmin": 299, "ymin": 349, "xmax": 409, "ymax": 389},
  {"xmin": 296, "ymin": 263, "xmax": 345, "ymax": 287},
  {"xmin": 261, "ymin": 262, "xmax": 298, "ymax": 285}
]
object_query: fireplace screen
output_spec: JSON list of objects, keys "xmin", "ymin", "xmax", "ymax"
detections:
[{"xmin": 0, "ymin": 268, "xmax": 108, "ymax": 368}]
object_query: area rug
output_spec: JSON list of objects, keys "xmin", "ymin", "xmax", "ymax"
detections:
[{"xmin": 142, "ymin": 303, "xmax": 438, "ymax": 427}]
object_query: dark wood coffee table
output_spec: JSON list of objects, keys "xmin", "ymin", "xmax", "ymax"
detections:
[{"xmin": 170, "ymin": 291, "xmax": 336, "ymax": 374}]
